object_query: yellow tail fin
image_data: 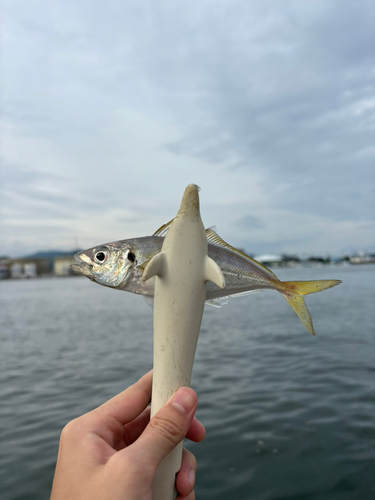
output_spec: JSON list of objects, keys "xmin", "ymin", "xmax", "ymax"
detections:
[{"xmin": 279, "ymin": 280, "xmax": 341, "ymax": 335}]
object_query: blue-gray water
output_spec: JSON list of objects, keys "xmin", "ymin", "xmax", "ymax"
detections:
[{"xmin": 1, "ymin": 264, "xmax": 374, "ymax": 500}]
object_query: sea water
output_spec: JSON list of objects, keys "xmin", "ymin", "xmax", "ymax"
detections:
[{"xmin": 0, "ymin": 264, "xmax": 374, "ymax": 500}]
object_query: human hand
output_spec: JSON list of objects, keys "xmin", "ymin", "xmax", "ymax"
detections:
[{"xmin": 50, "ymin": 371, "xmax": 205, "ymax": 500}]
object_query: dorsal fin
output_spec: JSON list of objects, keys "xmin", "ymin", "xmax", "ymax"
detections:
[
  {"xmin": 205, "ymin": 227, "xmax": 278, "ymax": 279},
  {"xmin": 153, "ymin": 221, "xmax": 278, "ymax": 280},
  {"xmin": 153, "ymin": 219, "xmax": 174, "ymax": 237}
]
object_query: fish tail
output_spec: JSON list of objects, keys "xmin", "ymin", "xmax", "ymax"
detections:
[{"xmin": 277, "ymin": 280, "xmax": 341, "ymax": 335}]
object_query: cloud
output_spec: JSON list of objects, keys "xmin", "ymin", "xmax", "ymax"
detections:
[
  {"xmin": 234, "ymin": 216, "xmax": 264, "ymax": 231},
  {"xmin": 1, "ymin": 0, "xmax": 374, "ymax": 257}
]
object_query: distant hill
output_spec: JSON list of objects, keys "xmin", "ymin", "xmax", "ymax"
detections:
[
  {"xmin": 24, "ymin": 249, "xmax": 80, "ymax": 259},
  {"xmin": 22, "ymin": 250, "xmax": 81, "ymax": 271}
]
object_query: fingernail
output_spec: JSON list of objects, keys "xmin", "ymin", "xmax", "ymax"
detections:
[
  {"xmin": 172, "ymin": 388, "xmax": 195, "ymax": 415},
  {"xmin": 188, "ymin": 469, "xmax": 195, "ymax": 486}
]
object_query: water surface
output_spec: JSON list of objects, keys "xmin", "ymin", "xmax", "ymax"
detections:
[{"xmin": 1, "ymin": 264, "xmax": 374, "ymax": 499}]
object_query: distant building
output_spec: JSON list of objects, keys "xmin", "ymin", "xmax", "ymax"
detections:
[
  {"xmin": 3, "ymin": 258, "xmax": 50, "ymax": 278},
  {"xmin": 281, "ymin": 254, "xmax": 301, "ymax": 265},
  {"xmin": 0, "ymin": 259, "xmax": 10, "ymax": 279},
  {"xmin": 54, "ymin": 255, "xmax": 78, "ymax": 276},
  {"xmin": 349, "ymin": 252, "xmax": 375, "ymax": 264},
  {"xmin": 253, "ymin": 254, "xmax": 283, "ymax": 267}
]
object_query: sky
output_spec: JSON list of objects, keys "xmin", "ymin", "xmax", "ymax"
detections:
[{"xmin": 1, "ymin": 0, "xmax": 374, "ymax": 258}]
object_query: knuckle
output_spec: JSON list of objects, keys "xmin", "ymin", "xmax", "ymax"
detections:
[
  {"xmin": 150, "ymin": 414, "xmax": 185, "ymax": 445},
  {"xmin": 182, "ymin": 448, "xmax": 195, "ymax": 467},
  {"xmin": 60, "ymin": 417, "xmax": 82, "ymax": 442}
]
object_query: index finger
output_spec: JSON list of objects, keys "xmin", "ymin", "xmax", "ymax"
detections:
[{"xmin": 95, "ymin": 371, "xmax": 153, "ymax": 425}]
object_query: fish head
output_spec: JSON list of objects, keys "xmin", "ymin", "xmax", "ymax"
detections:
[{"xmin": 71, "ymin": 242, "xmax": 135, "ymax": 288}]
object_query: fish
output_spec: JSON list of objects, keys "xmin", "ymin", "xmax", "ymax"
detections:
[{"xmin": 71, "ymin": 220, "xmax": 341, "ymax": 335}]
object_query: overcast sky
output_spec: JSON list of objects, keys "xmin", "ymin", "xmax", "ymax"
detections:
[{"xmin": 1, "ymin": 0, "xmax": 374, "ymax": 258}]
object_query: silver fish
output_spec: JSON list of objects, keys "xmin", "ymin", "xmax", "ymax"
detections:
[{"xmin": 71, "ymin": 221, "xmax": 341, "ymax": 335}]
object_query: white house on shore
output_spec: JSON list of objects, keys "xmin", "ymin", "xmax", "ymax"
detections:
[
  {"xmin": 53, "ymin": 256, "xmax": 77, "ymax": 276},
  {"xmin": 253, "ymin": 254, "xmax": 283, "ymax": 267}
]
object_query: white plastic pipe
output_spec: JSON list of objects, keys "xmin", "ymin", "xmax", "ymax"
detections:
[{"xmin": 142, "ymin": 184, "xmax": 225, "ymax": 500}]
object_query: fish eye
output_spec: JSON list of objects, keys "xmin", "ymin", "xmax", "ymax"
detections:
[
  {"xmin": 93, "ymin": 248, "xmax": 109, "ymax": 264},
  {"xmin": 127, "ymin": 250, "xmax": 135, "ymax": 262}
]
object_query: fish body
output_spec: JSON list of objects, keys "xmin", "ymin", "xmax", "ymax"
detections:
[{"xmin": 71, "ymin": 222, "xmax": 341, "ymax": 335}]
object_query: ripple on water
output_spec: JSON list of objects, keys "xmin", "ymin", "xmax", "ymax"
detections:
[{"xmin": 1, "ymin": 267, "xmax": 375, "ymax": 500}]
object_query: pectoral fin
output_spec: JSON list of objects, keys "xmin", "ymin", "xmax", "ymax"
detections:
[
  {"xmin": 204, "ymin": 256, "xmax": 226, "ymax": 289},
  {"xmin": 142, "ymin": 253, "xmax": 166, "ymax": 281}
]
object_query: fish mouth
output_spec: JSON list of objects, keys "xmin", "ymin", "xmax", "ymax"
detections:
[
  {"xmin": 70, "ymin": 252, "xmax": 93, "ymax": 277},
  {"xmin": 70, "ymin": 263, "xmax": 82, "ymax": 273}
]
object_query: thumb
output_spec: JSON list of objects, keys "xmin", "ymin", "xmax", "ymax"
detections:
[{"xmin": 132, "ymin": 387, "xmax": 197, "ymax": 469}]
